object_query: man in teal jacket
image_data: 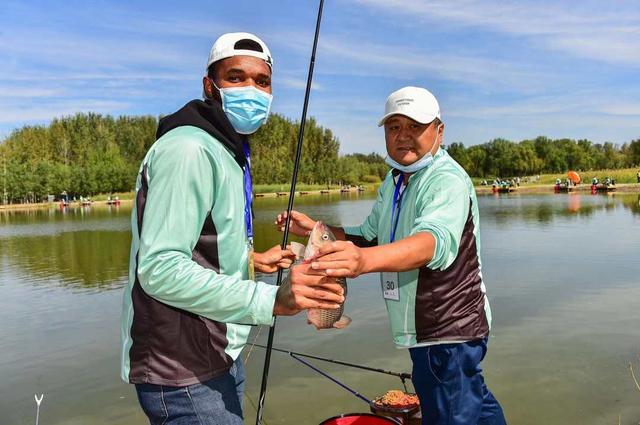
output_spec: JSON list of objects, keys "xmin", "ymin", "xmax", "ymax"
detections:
[
  {"xmin": 277, "ymin": 87, "xmax": 506, "ymax": 424},
  {"xmin": 120, "ymin": 32, "xmax": 344, "ymax": 424}
]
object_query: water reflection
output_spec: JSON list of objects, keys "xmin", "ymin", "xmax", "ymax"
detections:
[
  {"xmin": 1, "ymin": 205, "xmax": 131, "ymax": 290},
  {"xmin": 1, "ymin": 193, "xmax": 639, "ymax": 425},
  {"xmin": 481, "ymin": 193, "xmax": 639, "ymax": 225},
  {"xmin": 0, "ymin": 192, "xmax": 637, "ymax": 291},
  {"xmin": 1, "ymin": 230, "xmax": 131, "ymax": 290}
]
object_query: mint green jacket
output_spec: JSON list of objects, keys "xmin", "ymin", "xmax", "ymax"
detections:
[
  {"xmin": 345, "ymin": 149, "xmax": 492, "ymax": 348},
  {"xmin": 120, "ymin": 125, "xmax": 277, "ymax": 386}
]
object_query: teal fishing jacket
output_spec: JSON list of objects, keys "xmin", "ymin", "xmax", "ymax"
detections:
[
  {"xmin": 120, "ymin": 100, "xmax": 277, "ymax": 386},
  {"xmin": 344, "ymin": 149, "xmax": 492, "ymax": 348}
]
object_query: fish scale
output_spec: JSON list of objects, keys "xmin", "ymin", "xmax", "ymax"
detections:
[
  {"xmin": 307, "ymin": 277, "xmax": 347, "ymax": 328},
  {"xmin": 288, "ymin": 221, "xmax": 351, "ymax": 330}
]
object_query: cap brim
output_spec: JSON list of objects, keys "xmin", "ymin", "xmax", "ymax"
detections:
[{"xmin": 377, "ymin": 112, "xmax": 436, "ymax": 127}]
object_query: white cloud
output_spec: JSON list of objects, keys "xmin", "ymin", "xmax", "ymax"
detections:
[
  {"xmin": 599, "ymin": 102, "xmax": 640, "ymax": 116},
  {"xmin": 315, "ymin": 36, "xmax": 557, "ymax": 93},
  {"xmin": 351, "ymin": 0, "xmax": 640, "ymax": 67},
  {"xmin": 0, "ymin": 86, "xmax": 63, "ymax": 98},
  {"xmin": 447, "ymin": 90, "xmax": 640, "ymax": 119},
  {"xmin": 330, "ymin": 120, "xmax": 385, "ymax": 154},
  {"xmin": 277, "ymin": 77, "xmax": 322, "ymax": 91},
  {"xmin": 0, "ymin": 100, "xmax": 131, "ymax": 123},
  {"xmin": 0, "ymin": 73, "xmax": 190, "ymax": 82},
  {"xmin": 0, "ymin": 29, "xmax": 202, "ymax": 77}
]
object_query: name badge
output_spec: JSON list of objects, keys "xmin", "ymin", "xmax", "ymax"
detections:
[{"xmin": 381, "ymin": 272, "xmax": 400, "ymax": 301}]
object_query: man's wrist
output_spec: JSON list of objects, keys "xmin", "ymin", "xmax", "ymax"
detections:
[
  {"xmin": 360, "ymin": 247, "xmax": 376, "ymax": 274},
  {"xmin": 254, "ymin": 282, "xmax": 278, "ymax": 324}
]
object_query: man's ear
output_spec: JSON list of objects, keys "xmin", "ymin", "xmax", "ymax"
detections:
[{"xmin": 202, "ymin": 77, "xmax": 213, "ymax": 99}]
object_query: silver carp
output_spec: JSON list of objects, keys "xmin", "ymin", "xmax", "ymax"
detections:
[{"xmin": 289, "ymin": 221, "xmax": 351, "ymax": 330}]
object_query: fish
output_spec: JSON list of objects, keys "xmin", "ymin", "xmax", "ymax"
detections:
[{"xmin": 289, "ymin": 221, "xmax": 351, "ymax": 330}]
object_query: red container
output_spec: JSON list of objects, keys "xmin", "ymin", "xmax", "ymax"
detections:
[{"xmin": 319, "ymin": 413, "xmax": 400, "ymax": 425}]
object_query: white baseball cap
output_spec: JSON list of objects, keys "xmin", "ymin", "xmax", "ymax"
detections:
[
  {"xmin": 378, "ymin": 86, "xmax": 441, "ymax": 127},
  {"xmin": 206, "ymin": 32, "xmax": 273, "ymax": 74}
]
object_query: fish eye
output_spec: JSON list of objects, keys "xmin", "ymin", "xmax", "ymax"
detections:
[{"xmin": 321, "ymin": 234, "xmax": 329, "ymax": 241}]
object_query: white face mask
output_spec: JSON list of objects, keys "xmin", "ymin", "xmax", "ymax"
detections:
[
  {"xmin": 385, "ymin": 123, "xmax": 442, "ymax": 173},
  {"xmin": 385, "ymin": 152, "xmax": 434, "ymax": 173}
]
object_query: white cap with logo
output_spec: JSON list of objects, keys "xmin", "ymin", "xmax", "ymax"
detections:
[
  {"xmin": 206, "ymin": 32, "xmax": 273, "ymax": 74},
  {"xmin": 378, "ymin": 86, "xmax": 441, "ymax": 127}
]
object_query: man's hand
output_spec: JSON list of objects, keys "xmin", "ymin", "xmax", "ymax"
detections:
[
  {"xmin": 275, "ymin": 210, "xmax": 316, "ymax": 237},
  {"xmin": 310, "ymin": 240, "xmax": 368, "ymax": 279},
  {"xmin": 273, "ymin": 263, "xmax": 345, "ymax": 316},
  {"xmin": 254, "ymin": 245, "xmax": 296, "ymax": 273}
]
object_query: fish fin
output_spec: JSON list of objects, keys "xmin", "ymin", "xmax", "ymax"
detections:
[
  {"xmin": 332, "ymin": 315, "xmax": 352, "ymax": 329},
  {"xmin": 289, "ymin": 242, "xmax": 306, "ymax": 260}
]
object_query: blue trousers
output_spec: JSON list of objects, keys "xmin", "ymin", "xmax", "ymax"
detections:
[
  {"xmin": 135, "ymin": 358, "xmax": 245, "ymax": 425},
  {"xmin": 409, "ymin": 339, "xmax": 506, "ymax": 425}
]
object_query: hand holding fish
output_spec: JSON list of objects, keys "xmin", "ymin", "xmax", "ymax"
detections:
[
  {"xmin": 310, "ymin": 240, "xmax": 368, "ymax": 279},
  {"xmin": 275, "ymin": 210, "xmax": 316, "ymax": 237},
  {"xmin": 273, "ymin": 262, "xmax": 345, "ymax": 316},
  {"xmin": 254, "ymin": 244, "xmax": 297, "ymax": 273}
]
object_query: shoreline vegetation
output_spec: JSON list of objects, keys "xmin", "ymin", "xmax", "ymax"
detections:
[
  {"xmin": 2, "ymin": 172, "xmax": 638, "ymax": 212},
  {"xmin": 1, "ymin": 112, "xmax": 638, "ymax": 208}
]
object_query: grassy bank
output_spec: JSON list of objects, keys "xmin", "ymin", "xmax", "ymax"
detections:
[
  {"xmin": 3, "ymin": 168, "xmax": 638, "ymax": 212},
  {"xmin": 473, "ymin": 167, "xmax": 640, "ymax": 186},
  {"xmin": 86, "ymin": 191, "xmax": 135, "ymax": 201},
  {"xmin": 0, "ymin": 185, "xmax": 379, "ymax": 211}
]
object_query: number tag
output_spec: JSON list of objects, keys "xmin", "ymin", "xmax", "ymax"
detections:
[{"xmin": 381, "ymin": 272, "xmax": 400, "ymax": 301}]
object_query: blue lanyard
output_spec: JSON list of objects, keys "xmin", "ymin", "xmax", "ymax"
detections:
[
  {"xmin": 390, "ymin": 174, "xmax": 405, "ymax": 243},
  {"xmin": 242, "ymin": 142, "xmax": 253, "ymax": 241}
]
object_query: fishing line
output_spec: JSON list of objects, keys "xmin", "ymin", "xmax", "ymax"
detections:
[
  {"xmin": 254, "ymin": 344, "xmax": 411, "ymax": 393},
  {"xmin": 243, "ymin": 324, "xmax": 264, "ymax": 365},
  {"xmin": 255, "ymin": 0, "xmax": 326, "ymax": 423},
  {"xmin": 253, "ymin": 344, "xmax": 411, "ymax": 380},
  {"xmin": 290, "ymin": 353, "xmax": 372, "ymax": 404}
]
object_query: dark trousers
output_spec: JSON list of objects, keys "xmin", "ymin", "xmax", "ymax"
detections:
[
  {"xmin": 135, "ymin": 358, "xmax": 245, "ymax": 425},
  {"xmin": 410, "ymin": 338, "xmax": 506, "ymax": 425}
]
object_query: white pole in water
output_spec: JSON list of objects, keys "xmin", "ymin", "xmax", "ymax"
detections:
[{"xmin": 34, "ymin": 394, "xmax": 43, "ymax": 425}]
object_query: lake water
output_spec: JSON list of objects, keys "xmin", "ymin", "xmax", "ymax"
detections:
[{"xmin": 1, "ymin": 192, "xmax": 639, "ymax": 424}]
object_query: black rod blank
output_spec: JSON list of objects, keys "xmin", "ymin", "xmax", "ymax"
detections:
[{"xmin": 255, "ymin": 1, "xmax": 326, "ymax": 423}]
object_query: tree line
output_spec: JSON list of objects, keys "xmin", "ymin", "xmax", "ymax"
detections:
[
  {"xmin": 251, "ymin": 115, "xmax": 387, "ymax": 187},
  {"xmin": 445, "ymin": 136, "xmax": 640, "ymax": 178},
  {"xmin": 0, "ymin": 113, "xmax": 386, "ymax": 204},
  {"xmin": 1, "ymin": 112, "xmax": 638, "ymax": 204}
]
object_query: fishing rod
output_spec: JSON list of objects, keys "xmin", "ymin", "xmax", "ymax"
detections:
[
  {"xmin": 253, "ymin": 344, "xmax": 412, "ymax": 383},
  {"xmin": 255, "ymin": 0, "xmax": 326, "ymax": 423}
]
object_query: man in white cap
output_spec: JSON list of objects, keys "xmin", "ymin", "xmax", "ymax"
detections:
[
  {"xmin": 277, "ymin": 86, "xmax": 507, "ymax": 424},
  {"xmin": 120, "ymin": 33, "xmax": 345, "ymax": 424}
]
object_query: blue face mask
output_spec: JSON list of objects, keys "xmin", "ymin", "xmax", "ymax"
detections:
[
  {"xmin": 384, "ymin": 124, "xmax": 442, "ymax": 173},
  {"xmin": 215, "ymin": 83, "xmax": 273, "ymax": 134}
]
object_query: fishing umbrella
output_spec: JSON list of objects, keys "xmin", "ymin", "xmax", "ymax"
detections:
[{"xmin": 567, "ymin": 171, "xmax": 581, "ymax": 184}]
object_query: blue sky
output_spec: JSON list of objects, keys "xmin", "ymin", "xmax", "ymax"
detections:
[{"xmin": 1, "ymin": 0, "xmax": 639, "ymax": 154}]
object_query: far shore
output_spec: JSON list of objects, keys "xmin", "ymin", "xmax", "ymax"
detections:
[
  {"xmin": 474, "ymin": 182, "xmax": 640, "ymax": 194},
  {"xmin": 0, "ymin": 198, "xmax": 134, "ymax": 212},
  {"xmin": 1, "ymin": 183, "xmax": 638, "ymax": 212}
]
